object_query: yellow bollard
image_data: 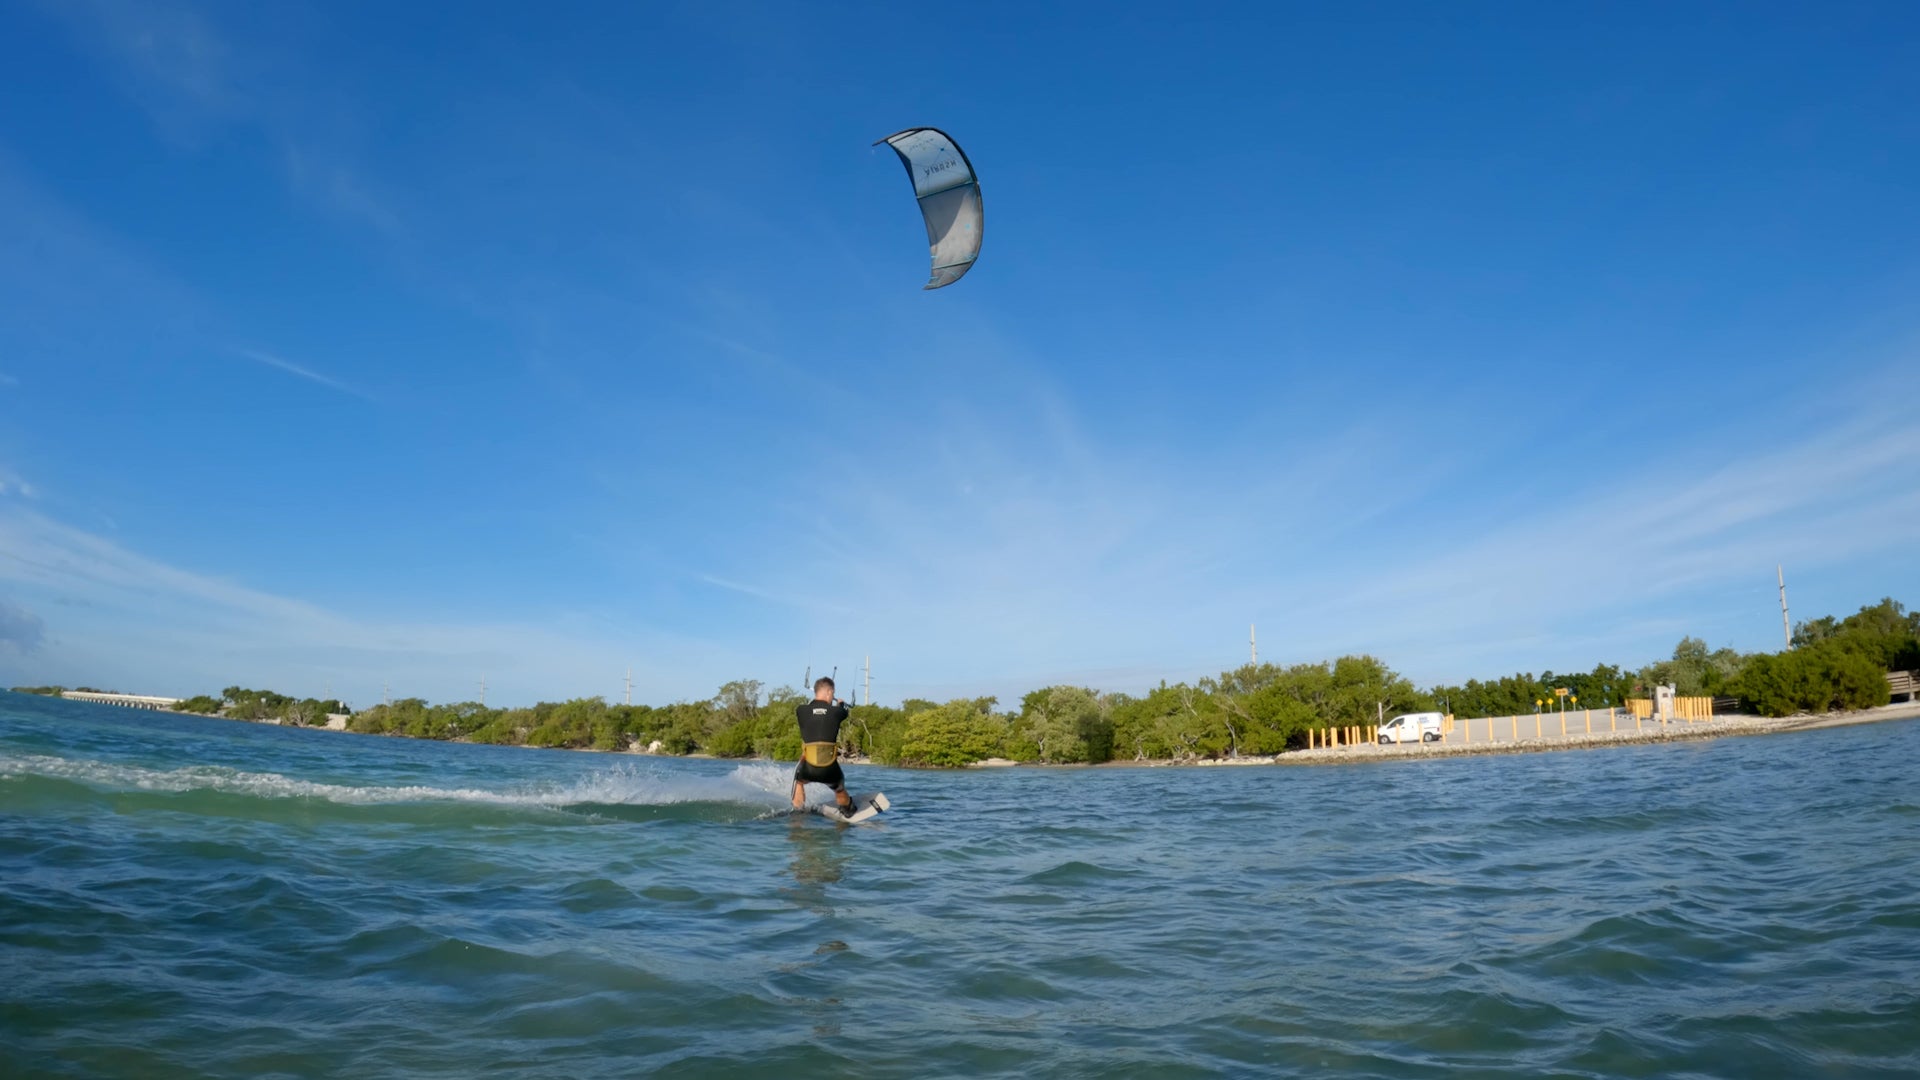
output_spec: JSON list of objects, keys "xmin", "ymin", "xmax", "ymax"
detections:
[
  {"xmin": 1608, "ymin": 708, "xmax": 1615, "ymax": 732},
  {"xmin": 1511, "ymin": 715, "xmax": 1518, "ymax": 741},
  {"xmin": 1559, "ymin": 713, "xmax": 1566, "ymax": 738},
  {"xmin": 1585, "ymin": 709, "xmax": 1591, "ymax": 734}
]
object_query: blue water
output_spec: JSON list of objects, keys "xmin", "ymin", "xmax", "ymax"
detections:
[{"xmin": 3, "ymin": 692, "xmax": 1918, "ymax": 1078}]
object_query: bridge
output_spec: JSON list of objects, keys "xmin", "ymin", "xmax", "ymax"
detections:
[{"xmin": 61, "ymin": 691, "xmax": 182, "ymax": 711}]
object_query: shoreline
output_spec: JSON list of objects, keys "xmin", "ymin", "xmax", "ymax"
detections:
[
  {"xmin": 25, "ymin": 690, "xmax": 1918, "ymax": 770},
  {"xmin": 242, "ymin": 700, "xmax": 1920, "ymax": 767},
  {"xmin": 1210, "ymin": 701, "xmax": 1920, "ymax": 768}
]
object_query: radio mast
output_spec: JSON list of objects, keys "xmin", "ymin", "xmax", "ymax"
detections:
[{"xmin": 1778, "ymin": 565, "xmax": 1792, "ymax": 650}]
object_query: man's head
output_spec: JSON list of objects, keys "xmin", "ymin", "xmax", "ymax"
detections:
[{"xmin": 813, "ymin": 676, "xmax": 835, "ymax": 701}]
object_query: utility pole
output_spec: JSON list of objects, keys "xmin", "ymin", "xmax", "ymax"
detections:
[
  {"xmin": 1250, "ymin": 623, "xmax": 1257, "ymax": 665},
  {"xmin": 863, "ymin": 655, "xmax": 871, "ymax": 707},
  {"xmin": 624, "ymin": 667, "xmax": 633, "ymax": 706},
  {"xmin": 1778, "ymin": 565, "xmax": 1792, "ymax": 650},
  {"xmin": 383, "ymin": 681, "xmax": 390, "ymax": 707},
  {"xmin": 479, "ymin": 676, "xmax": 486, "ymax": 707}
]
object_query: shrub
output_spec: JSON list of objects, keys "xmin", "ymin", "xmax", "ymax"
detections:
[
  {"xmin": 898, "ymin": 701, "xmax": 1004, "ymax": 767},
  {"xmin": 1734, "ymin": 644, "xmax": 1889, "ymax": 717}
]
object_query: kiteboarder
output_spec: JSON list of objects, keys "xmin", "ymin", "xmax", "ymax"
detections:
[{"xmin": 793, "ymin": 677, "xmax": 857, "ymax": 818}]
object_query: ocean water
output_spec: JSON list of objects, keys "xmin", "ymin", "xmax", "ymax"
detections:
[{"xmin": 2, "ymin": 693, "xmax": 1917, "ymax": 1078}]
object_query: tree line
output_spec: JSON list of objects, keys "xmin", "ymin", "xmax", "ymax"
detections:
[{"xmin": 23, "ymin": 597, "xmax": 1917, "ymax": 767}]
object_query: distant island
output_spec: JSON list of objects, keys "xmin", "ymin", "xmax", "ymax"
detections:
[{"xmin": 14, "ymin": 598, "xmax": 1917, "ymax": 768}]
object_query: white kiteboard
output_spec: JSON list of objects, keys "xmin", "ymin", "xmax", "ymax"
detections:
[{"xmin": 808, "ymin": 792, "xmax": 890, "ymax": 824}]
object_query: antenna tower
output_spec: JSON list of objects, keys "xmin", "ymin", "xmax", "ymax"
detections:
[{"xmin": 1778, "ymin": 565, "xmax": 1792, "ymax": 650}]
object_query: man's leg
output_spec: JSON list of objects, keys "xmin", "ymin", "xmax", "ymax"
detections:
[
  {"xmin": 829, "ymin": 763, "xmax": 854, "ymax": 814},
  {"xmin": 792, "ymin": 779, "xmax": 806, "ymax": 810}
]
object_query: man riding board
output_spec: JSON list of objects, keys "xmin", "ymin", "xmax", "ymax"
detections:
[{"xmin": 793, "ymin": 676, "xmax": 857, "ymax": 818}]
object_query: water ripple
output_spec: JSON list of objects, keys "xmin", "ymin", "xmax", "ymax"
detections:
[{"xmin": 3, "ymin": 697, "xmax": 1919, "ymax": 1077}]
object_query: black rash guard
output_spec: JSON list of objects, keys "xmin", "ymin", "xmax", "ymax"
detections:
[
  {"xmin": 797, "ymin": 699, "xmax": 849, "ymax": 744},
  {"xmin": 794, "ymin": 699, "xmax": 850, "ymax": 790}
]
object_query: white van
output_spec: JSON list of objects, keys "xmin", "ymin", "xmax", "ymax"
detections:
[{"xmin": 1378, "ymin": 712, "xmax": 1444, "ymax": 745}]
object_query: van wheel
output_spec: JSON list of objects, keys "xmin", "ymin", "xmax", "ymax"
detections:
[
  {"xmin": 1378, "ymin": 737, "xmax": 1390, "ymax": 745},
  {"xmin": 1422, "ymin": 732, "xmax": 1438, "ymax": 742}
]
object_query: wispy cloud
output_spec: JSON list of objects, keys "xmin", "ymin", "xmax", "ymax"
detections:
[
  {"xmin": 43, "ymin": 0, "xmax": 406, "ymax": 234},
  {"xmin": 0, "ymin": 378, "xmax": 1913, "ymax": 706},
  {"xmin": 0, "ymin": 506, "xmax": 742, "ymax": 705},
  {"xmin": 236, "ymin": 348, "xmax": 374, "ymax": 401},
  {"xmin": 0, "ymin": 599, "xmax": 44, "ymax": 654},
  {"xmin": 280, "ymin": 144, "xmax": 407, "ymax": 239},
  {"xmin": 651, "ymin": 361, "xmax": 1920, "ymax": 701},
  {"xmin": 0, "ymin": 466, "xmax": 36, "ymax": 499},
  {"xmin": 44, "ymin": 0, "xmax": 238, "ymax": 116},
  {"xmin": 0, "ymin": 372, "xmax": 18, "ymax": 387}
]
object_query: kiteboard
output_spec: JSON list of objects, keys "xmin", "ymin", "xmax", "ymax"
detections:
[{"xmin": 807, "ymin": 792, "xmax": 890, "ymax": 824}]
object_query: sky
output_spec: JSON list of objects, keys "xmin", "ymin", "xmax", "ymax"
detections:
[{"xmin": 1, "ymin": 0, "xmax": 1918, "ymax": 709}]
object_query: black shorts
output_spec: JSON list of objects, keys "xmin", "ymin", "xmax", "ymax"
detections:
[{"xmin": 793, "ymin": 758, "xmax": 845, "ymax": 791}]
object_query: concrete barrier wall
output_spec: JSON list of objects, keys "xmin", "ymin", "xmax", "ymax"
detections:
[{"xmin": 1303, "ymin": 704, "xmax": 1728, "ymax": 750}]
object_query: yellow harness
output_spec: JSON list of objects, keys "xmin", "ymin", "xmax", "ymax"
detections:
[{"xmin": 801, "ymin": 741, "xmax": 839, "ymax": 768}]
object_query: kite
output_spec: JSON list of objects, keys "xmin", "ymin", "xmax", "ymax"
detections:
[{"xmin": 874, "ymin": 127, "xmax": 983, "ymax": 290}]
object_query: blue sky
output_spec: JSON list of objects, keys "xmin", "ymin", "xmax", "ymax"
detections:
[{"xmin": 2, "ymin": 1, "xmax": 1917, "ymax": 708}]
